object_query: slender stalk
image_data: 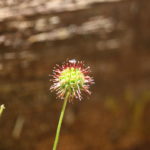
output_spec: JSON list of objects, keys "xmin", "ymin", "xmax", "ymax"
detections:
[
  {"xmin": 0, "ymin": 104, "xmax": 5, "ymax": 118},
  {"xmin": 52, "ymin": 92, "xmax": 70, "ymax": 150}
]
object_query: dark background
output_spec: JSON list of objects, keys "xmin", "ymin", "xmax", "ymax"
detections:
[{"xmin": 0, "ymin": 0, "xmax": 150, "ymax": 149}]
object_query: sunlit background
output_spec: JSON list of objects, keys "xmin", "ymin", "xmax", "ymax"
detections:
[{"xmin": 0, "ymin": 0, "xmax": 150, "ymax": 150}]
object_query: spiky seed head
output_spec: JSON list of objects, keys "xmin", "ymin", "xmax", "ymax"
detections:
[{"xmin": 50, "ymin": 59, "xmax": 94, "ymax": 101}]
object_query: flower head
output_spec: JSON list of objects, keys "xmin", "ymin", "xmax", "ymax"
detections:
[{"xmin": 50, "ymin": 59, "xmax": 94, "ymax": 101}]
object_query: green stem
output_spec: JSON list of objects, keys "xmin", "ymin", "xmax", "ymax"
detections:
[
  {"xmin": 0, "ymin": 104, "xmax": 5, "ymax": 118},
  {"xmin": 52, "ymin": 93, "xmax": 70, "ymax": 150}
]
